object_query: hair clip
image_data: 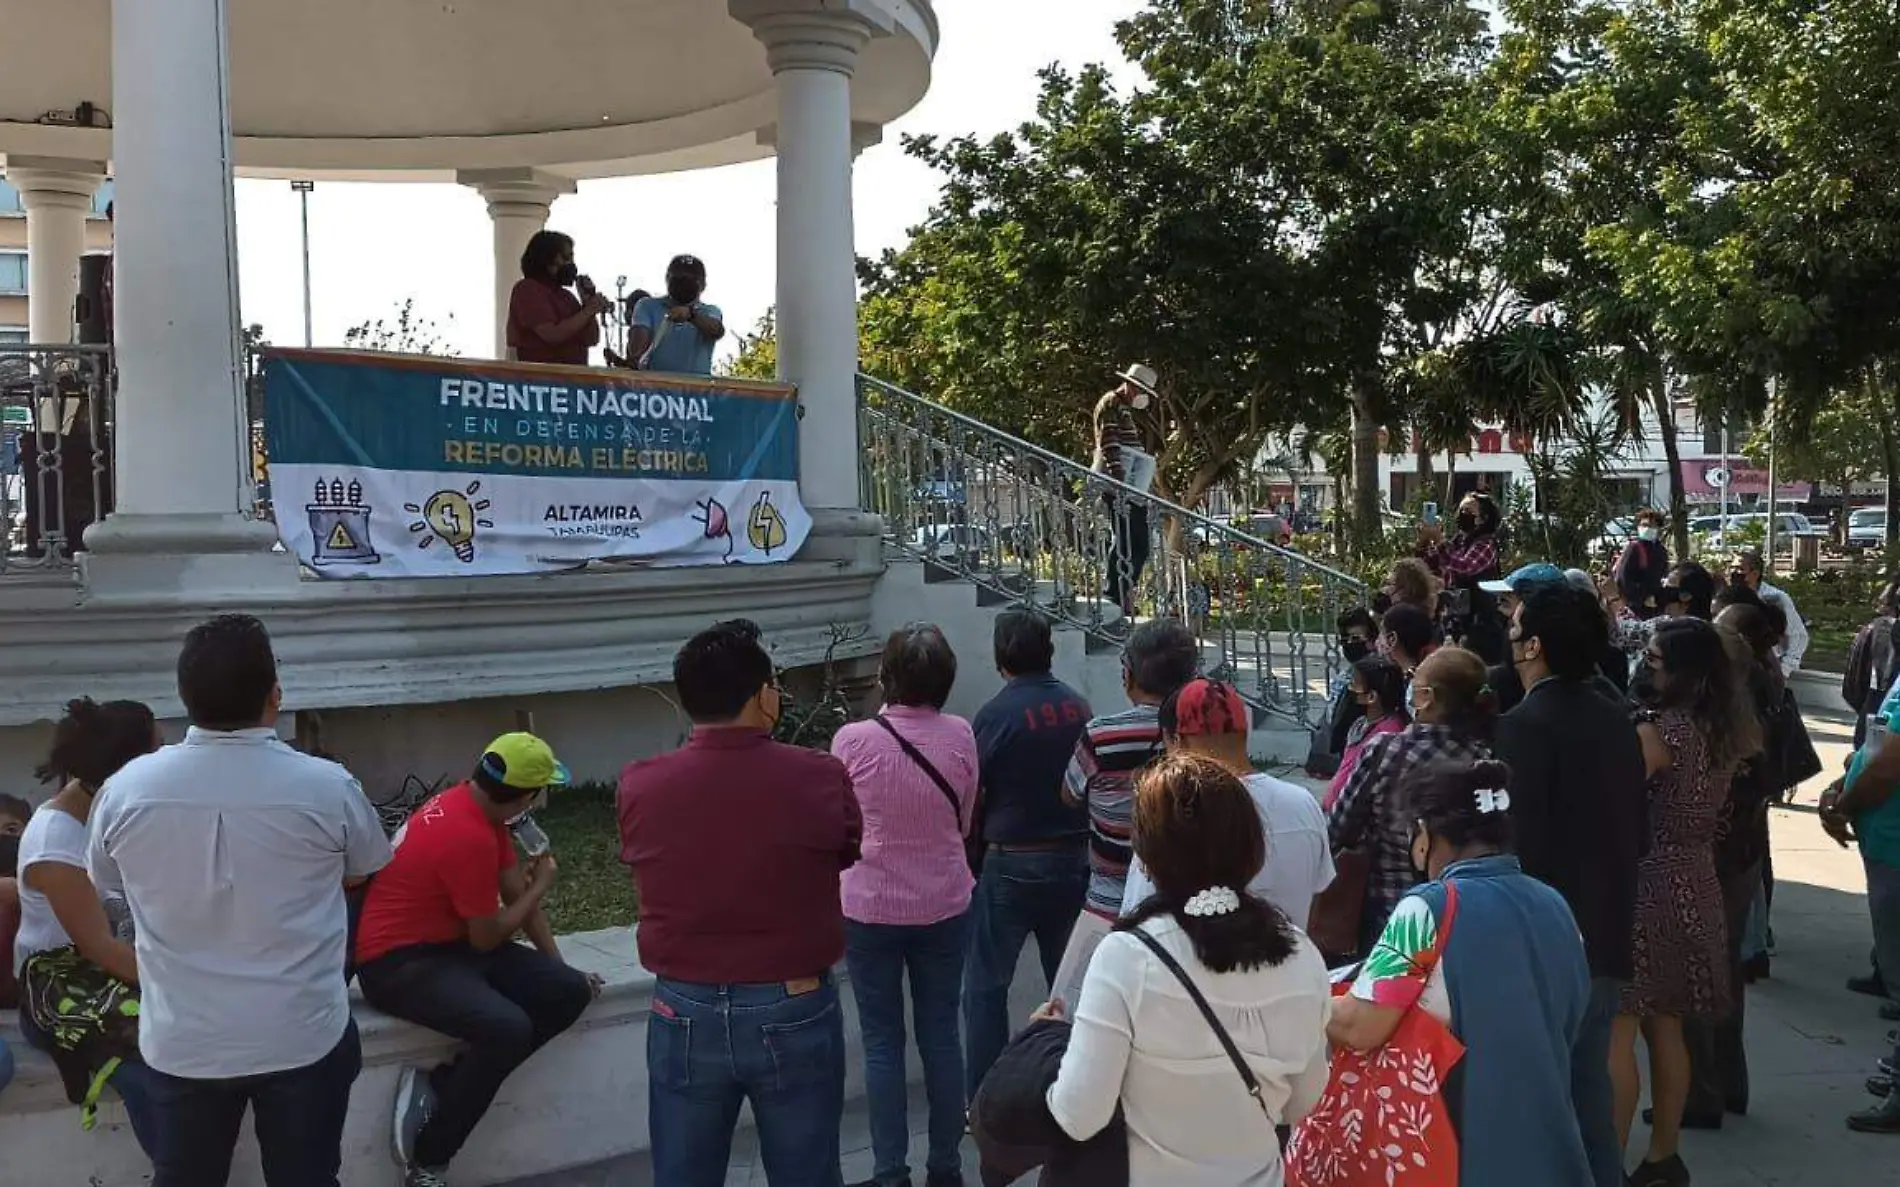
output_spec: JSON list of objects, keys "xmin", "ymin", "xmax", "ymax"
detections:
[
  {"xmin": 1474, "ymin": 787, "xmax": 1511, "ymax": 814},
  {"xmin": 1183, "ymin": 886, "xmax": 1242, "ymax": 917}
]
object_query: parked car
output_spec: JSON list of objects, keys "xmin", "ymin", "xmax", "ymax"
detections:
[
  {"xmin": 1191, "ymin": 513, "xmax": 1293, "ymax": 549},
  {"xmin": 1848, "ymin": 506, "xmax": 1888, "ymax": 551},
  {"xmin": 1589, "ymin": 515, "xmax": 1638, "ymax": 558},
  {"xmin": 911, "ymin": 523, "xmax": 994, "ymax": 566},
  {"xmin": 1689, "ymin": 511, "xmax": 1823, "ymax": 550}
]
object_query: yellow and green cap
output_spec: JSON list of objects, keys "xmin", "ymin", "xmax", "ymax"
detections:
[{"xmin": 477, "ymin": 732, "xmax": 570, "ymax": 793}]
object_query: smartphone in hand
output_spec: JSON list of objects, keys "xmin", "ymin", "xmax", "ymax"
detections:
[{"xmin": 1421, "ymin": 502, "xmax": 1439, "ymax": 527}]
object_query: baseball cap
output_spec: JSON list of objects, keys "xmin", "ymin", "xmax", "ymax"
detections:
[
  {"xmin": 667, "ymin": 253, "xmax": 706, "ymax": 277},
  {"xmin": 1478, "ymin": 562, "xmax": 1565, "ymax": 595},
  {"xmin": 477, "ymin": 732, "xmax": 570, "ymax": 796},
  {"xmin": 1162, "ymin": 678, "xmax": 1250, "ymax": 737}
]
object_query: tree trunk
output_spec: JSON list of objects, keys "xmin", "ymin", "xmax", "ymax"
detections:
[
  {"xmin": 1415, "ymin": 436, "xmax": 1436, "ymax": 509},
  {"xmin": 1350, "ymin": 382, "xmax": 1382, "ymax": 551},
  {"xmin": 1880, "ymin": 367, "xmax": 1900, "ymax": 548},
  {"xmin": 1652, "ymin": 373, "xmax": 1689, "ymax": 557},
  {"xmin": 1445, "ymin": 451, "xmax": 1459, "ymax": 504}
]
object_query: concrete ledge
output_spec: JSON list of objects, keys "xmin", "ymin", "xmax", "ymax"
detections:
[{"xmin": 0, "ymin": 926, "xmax": 913, "ymax": 1187}]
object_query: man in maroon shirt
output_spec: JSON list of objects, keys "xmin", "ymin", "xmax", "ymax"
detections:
[
  {"xmin": 617, "ymin": 619, "xmax": 861, "ymax": 1187},
  {"xmin": 505, "ymin": 230, "xmax": 608, "ymax": 365}
]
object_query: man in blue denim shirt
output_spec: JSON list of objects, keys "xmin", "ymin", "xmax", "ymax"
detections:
[{"xmin": 962, "ymin": 610, "xmax": 1092, "ymax": 1095}]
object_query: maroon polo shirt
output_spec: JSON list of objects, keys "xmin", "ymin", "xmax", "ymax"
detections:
[
  {"xmin": 617, "ymin": 728, "xmax": 861, "ymax": 984},
  {"xmin": 506, "ymin": 277, "xmax": 599, "ymax": 365}
]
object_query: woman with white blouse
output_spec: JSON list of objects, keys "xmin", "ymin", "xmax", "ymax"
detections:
[{"xmin": 1039, "ymin": 751, "xmax": 1332, "ymax": 1186}]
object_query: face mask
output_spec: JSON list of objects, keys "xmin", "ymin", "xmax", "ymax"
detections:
[
  {"xmin": 1131, "ymin": 391, "xmax": 1152, "ymax": 411},
  {"xmin": 1456, "ymin": 511, "xmax": 1478, "ymax": 533},
  {"xmin": 1638, "ymin": 526, "xmax": 1660, "ymax": 543},
  {"xmin": 667, "ymin": 278, "xmax": 703, "ymax": 305},
  {"xmin": 1342, "ymin": 637, "xmax": 1372, "ymax": 663},
  {"xmin": 555, "ymin": 263, "xmax": 579, "ymax": 286}
]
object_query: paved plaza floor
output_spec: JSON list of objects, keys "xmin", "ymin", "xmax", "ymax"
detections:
[{"xmin": 508, "ymin": 684, "xmax": 1900, "ymax": 1186}]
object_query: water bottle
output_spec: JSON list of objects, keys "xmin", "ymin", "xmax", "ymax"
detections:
[{"xmin": 509, "ymin": 813, "xmax": 551, "ymax": 859}]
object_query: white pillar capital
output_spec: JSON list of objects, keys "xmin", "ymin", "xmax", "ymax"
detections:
[
  {"xmin": 730, "ymin": 0, "xmax": 889, "ymax": 74},
  {"xmin": 4, "ymin": 157, "xmax": 107, "ymax": 210}
]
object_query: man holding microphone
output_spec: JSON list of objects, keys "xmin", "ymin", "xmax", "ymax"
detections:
[{"xmin": 355, "ymin": 733, "xmax": 599, "ymax": 1187}]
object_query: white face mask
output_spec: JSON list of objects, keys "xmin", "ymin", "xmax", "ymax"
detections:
[
  {"xmin": 1638, "ymin": 526, "xmax": 1660, "ymax": 543},
  {"xmin": 1131, "ymin": 391, "xmax": 1152, "ymax": 411}
]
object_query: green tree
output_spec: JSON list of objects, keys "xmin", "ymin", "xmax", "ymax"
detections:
[{"xmin": 722, "ymin": 308, "xmax": 779, "ymax": 382}]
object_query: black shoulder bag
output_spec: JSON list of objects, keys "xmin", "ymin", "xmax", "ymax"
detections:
[
  {"xmin": 1124, "ymin": 925, "xmax": 1273, "ymax": 1122},
  {"xmin": 869, "ymin": 715, "xmax": 984, "ymax": 873}
]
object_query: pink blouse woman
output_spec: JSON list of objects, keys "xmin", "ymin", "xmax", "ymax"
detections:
[{"xmin": 1325, "ymin": 655, "xmax": 1410, "ymax": 811}]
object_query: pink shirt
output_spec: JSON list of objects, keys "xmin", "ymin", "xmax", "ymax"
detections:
[{"xmin": 833, "ymin": 706, "xmax": 979, "ymax": 926}]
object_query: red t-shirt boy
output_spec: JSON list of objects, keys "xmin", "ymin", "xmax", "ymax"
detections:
[{"xmin": 353, "ymin": 733, "xmax": 597, "ymax": 1183}]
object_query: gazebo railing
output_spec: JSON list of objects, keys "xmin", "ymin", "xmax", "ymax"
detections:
[{"xmin": 0, "ymin": 343, "xmax": 114, "ymax": 574}]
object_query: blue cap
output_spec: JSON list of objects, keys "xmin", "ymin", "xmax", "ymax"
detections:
[{"xmin": 1479, "ymin": 562, "xmax": 1565, "ymax": 594}]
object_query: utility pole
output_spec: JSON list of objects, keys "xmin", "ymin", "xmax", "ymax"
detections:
[
  {"xmin": 291, "ymin": 180, "xmax": 315, "ymax": 347},
  {"xmin": 1765, "ymin": 376, "xmax": 1779, "ymax": 566}
]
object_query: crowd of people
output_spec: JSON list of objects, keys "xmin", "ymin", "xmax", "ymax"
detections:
[{"xmin": 2, "ymin": 518, "xmax": 1898, "ymax": 1187}]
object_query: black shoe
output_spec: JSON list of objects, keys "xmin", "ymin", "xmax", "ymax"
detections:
[
  {"xmin": 1848, "ymin": 1090, "xmax": 1900, "ymax": 1133},
  {"xmin": 925, "ymin": 1176, "xmax": 966, "ymax": 1187},
  {"xmin": 1641, "ymin": 1106, "xmax": 1722, "ymax": 1131},
  {"xmin": 1850, "ymin": 972, "xmax": 1889, "ymax": 998},
  {"xmin": 1725, "ymin": 1097, "xmax": 1748, "ymax": 1117},
  {"xmin": 1868, "ymin": 1074, "xmax": 1893, "ymax": 1097},
  {"xmin": 1628, "ymin": 1154, "xmax": 1690, "ymax": 1187},
  {"xmin": 1881, "ymin": 1001, "xmax": 1900, "ymax": 1022},
  {"xmin": 390, "ymin": 1065, "xmax": 439, "ymax": 1169},
  {"xmin": 847, "ymin": 1177, "xmax": 911, "ymax": 1187},
  {"xmin": 1742, "ymin": 954, "xmax": 1770, "ymax": 983}
]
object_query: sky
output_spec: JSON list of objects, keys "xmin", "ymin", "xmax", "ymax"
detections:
[{"xmin": 231, "ymin": 0, "xmax": 1150, "ymax": 362}]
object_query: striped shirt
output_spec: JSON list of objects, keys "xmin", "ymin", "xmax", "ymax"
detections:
[
  {"xmin": 1064, "ymin": 703, "xmax": 1166, "ymax": 918},
  {"xmin": 1091, "ymin": 391, "xmax": 1141, "ymax": 480},
  {"xmin": 833, "ymin": 706, "xmax": 980, "ymax": 927}
]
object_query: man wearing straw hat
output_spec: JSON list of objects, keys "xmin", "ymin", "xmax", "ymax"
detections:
[{"xmin": 1092, "ymin": 363, "xmax": 1161, "ymax": 616}]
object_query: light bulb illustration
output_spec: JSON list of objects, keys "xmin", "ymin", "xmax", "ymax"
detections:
[{"xmin": 404, "ymin": 481, "xmax": 493, "ymax": 563}]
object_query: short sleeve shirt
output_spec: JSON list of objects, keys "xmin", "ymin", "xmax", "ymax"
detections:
[
  {"xmin": 354, "ymin": 783, "xmax": 518, "ymax": 965},
  {"xmin": 13, "ymin": 806, "xmax": 91, "ymax": 975},
  {"xmin": 634, "ymin": 297, "xmax": 722, "ymax": 375},
  {"xmin": 1063, "ymin": 704, "xmax": 1164, "ymax": 918},
  {"xmin": 1350, "ymin": 892, "xmax": 1451, "ymax": 1023},
  {"xmin": 507, "ymin": 278, "xmax": 591, "ymax": 365}
]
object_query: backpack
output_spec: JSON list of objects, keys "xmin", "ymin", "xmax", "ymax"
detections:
[{"xmin": 21, "ymin": 946, "xmax": 143, "ymax": 1130}]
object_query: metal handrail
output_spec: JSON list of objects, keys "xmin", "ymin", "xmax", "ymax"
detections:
[{"xmin": 856, "ymin": 372, "xmax": 1367, "ymax": 726}]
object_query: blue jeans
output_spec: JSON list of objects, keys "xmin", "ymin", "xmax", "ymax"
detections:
[
  {"xmin": 845, "ymin": 912, "xmax": 971, "ymax": 1183},
  {"xmin": 146, "ymin": 1019, "xmax": 361, "ymax": 1187},
  {"xmin": 1576, "ymin": 977, "xmax": 1622, "ymax": 1187},
  {"xmin": 648, "ymin": 975, "xmax": 845, "ymax": 1187},
  {"xmin": 962, "ymin": 844, "xmax": 1088, "ymax": 1096},
  {"xmin": 18, "ymin": 1000, "xmax": 164, "ymax": 1159}
]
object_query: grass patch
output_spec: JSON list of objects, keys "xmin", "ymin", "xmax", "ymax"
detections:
[{"xmin": 537, "ymin": 782, "xmax": 639, "ymax": 935}]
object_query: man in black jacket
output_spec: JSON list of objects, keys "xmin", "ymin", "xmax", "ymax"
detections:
[{"xmin": 1494, "ymin": 583, "xmax": 1647, "ymax": 1187}]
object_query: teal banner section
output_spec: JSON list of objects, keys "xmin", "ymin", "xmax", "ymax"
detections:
[{"xmin": 261, "ymin": 349, "xmax": 799, "ymax": 484}]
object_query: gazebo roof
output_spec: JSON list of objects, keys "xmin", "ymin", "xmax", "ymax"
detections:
[{"xmin": 0, "ymin": 0, "xmax": 937, "ymax": 181}]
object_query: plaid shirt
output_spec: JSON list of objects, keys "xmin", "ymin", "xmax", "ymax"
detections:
[
  {"xmin": 1326, "ymin": 722, "xmax": 1492, "ymax": 938},
  {"xmin": 1422, "ymin": 534, "xmax": 1499, "ymax": 583}
]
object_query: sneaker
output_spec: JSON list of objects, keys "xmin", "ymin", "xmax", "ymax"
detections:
[
  {"xmin": 1848, "ymin": 1089, "xmax": 1900, "ymax": 1134},
  {"xmin": 1850, "ymin": 971, "xmax": 1888, "ymax": 998},
  {"xmin": 1867, "ymin": 1074, "xmax": 1893, "ymax": 1098},
  {"xmin": 404, "ymin": 1168, "xmax": 451, "ymax": 1187},
  {"xmin": 1627, "ymin": 1154, "xmax": 1690, "ymax": 1187},
  {"xmin": 391, "ymin": 1065, "xmax": 439, "ymax": 1169}
]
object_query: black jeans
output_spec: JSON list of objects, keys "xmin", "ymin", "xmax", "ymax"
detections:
[
  {"xmin": 147, "ymin": 1019, "xmax": 361, "ymax": 1187},
  {"xmin": 1685, "ymin": 859, "xmax": 1760, "ymax": 1116},
  {"xmin": 1104, "ymin": 497, "xmax": 1150, "ymax": 609},
  {"xmin": 358, "ymin": 941, "xmax": 592, "ymax": 1168}
]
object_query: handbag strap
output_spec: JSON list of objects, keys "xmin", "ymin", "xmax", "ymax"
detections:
[
  {"xmin": 870, "ymin": 714, "xmax": 964, "ymax": 831},
  {"xmin": 1124, "ymin": 925, "xmax": 1271, "ymax": 1120}
]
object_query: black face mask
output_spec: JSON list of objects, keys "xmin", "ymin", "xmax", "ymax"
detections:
[
  {"xmin": 1342, "ymin": 637, "xmax": 1372, "ymax": 663},
  {"xmin": 1457, "ymin": 511, "xmax": 1479, "ymax": 534},
  {"xmin": 554, "ymin": 263, "xmax": 579, "ymax": 286},
  {"xmin": 667, "ymin": 278, "xmax": 703, "ymax": 305},
  {"xmin": 1371, "ymin": 590, "xmax": 1394, "ymax": 616}
]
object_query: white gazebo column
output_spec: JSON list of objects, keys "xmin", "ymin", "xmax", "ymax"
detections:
[
  {"xmin": 734, "ymin": 0, "xmax": 890, "ymax": 512},
  {"xmin": 3, "ymin": 157, "xmax": 106, "ymax": 345},
  {"xmin": 458, "ymin": 169, "xmax": 576, "ymax": 359},
  {"xmin": 82, "ymin": 0, "xmax": 285, "ymax": 592}
]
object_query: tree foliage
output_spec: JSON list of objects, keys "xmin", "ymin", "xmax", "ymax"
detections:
[
  {"xmin": 342, "ymin": 298, "xmax": 459, "ymax": 357},
  {"xmin": 723, "ymin": 308, "xmax": 779, "ymax": 382}
]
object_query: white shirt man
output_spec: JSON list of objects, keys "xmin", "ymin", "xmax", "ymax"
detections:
[
  {"xmin": 1120, "ymin": 679, "xmax": 1335, "ymax": 925},
  {"xmin": 88, "ymin": 614, "xmax": 391, "ymax": 1186}
]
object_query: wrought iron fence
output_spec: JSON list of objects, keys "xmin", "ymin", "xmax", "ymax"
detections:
[
  {"xmin": 0, "ymin": 343, "xmax": 114, "ymax": 574},
  {"xmin": 857, "ymin": 374, "xmax": 1368, "ymax": 726}
]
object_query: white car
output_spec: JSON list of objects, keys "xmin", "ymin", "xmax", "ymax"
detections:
[
  {"xmin": 1848, "ymin": 506, "xmax": 1887, "ymax": 551},
  {"xmin": 1690, "ymin": 511, "xmax": 1822, "ymax": 550}
]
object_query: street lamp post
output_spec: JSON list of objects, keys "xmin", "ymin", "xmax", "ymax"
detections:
[{"xmin": 291, "ymin": 179, "xmax": 314, "ymax": 347}]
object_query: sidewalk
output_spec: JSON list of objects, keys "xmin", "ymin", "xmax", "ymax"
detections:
[{"xmin": 505, "ymin": 689, "xmax": 1898, "ymax": 1186}]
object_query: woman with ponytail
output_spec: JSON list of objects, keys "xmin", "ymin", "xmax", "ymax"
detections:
[
  {"xmin": 1292, "ymin": 758, "xmax": 1598, "ymax": 1187},
  {"xmin": 14, "ymin": 697, "xmax": 161, "ymax": 1152},
  {"xmin": 1040, "ymin": 752, "xmax": 1331, "ymax": 1185}
]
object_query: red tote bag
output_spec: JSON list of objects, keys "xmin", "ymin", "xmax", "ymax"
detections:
[{"xmin": 1285, "ymin": 883, "xmax": 1465, "ymax": 1187}]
